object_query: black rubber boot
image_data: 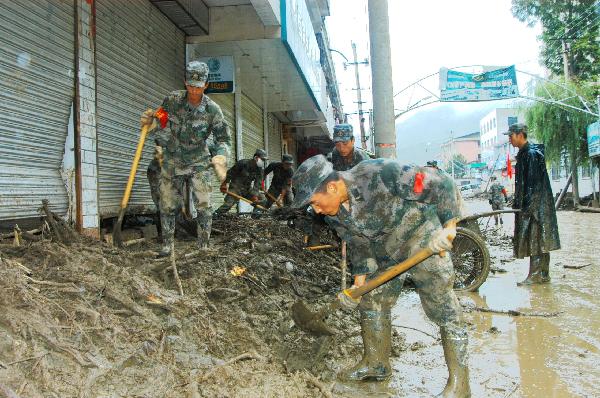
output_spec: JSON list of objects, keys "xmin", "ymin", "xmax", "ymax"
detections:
[
  {"xmin": 338, "ymin": 310, "xmax": 392, "ymax": 382},
  {"xmin": 437, "ymin": 327, "xmax": 471, "ymax": 398},
  {"xmin": 517, "ymin": 254, "xmax": 549, "ymax": 286},
  {"xmin": 539, "ymin": 252, "xmax": 551, "ymax": 283}
]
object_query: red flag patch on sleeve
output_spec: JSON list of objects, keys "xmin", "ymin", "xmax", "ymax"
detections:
[
  {"xmin": 155, "ymin": 107, "xmax": 169, "ymax": 129},
  {"xmin": 414, "ymin": 172, "xmax": 425, "ymax": 193}
]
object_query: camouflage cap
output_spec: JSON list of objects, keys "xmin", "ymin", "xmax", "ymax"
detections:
[
  {"xmin": 503, "ymin": 123, "xmax": 527, "ymax": 135},
  {"xmin": 290, "ymin": 155, "xmax": 334, "ymax": 208},
  {"xmin": 185, "ymin": 61, "xmax": 209, "ymax": 87},
  {"xmin": 254, "ymin": 148, "xmax": 268, "ymax": 160},
  {"xmin": 333, "ymin": 123, "xmax": 354, "ymax": 143},
  {"xmin": 282, "ymin": 154, "xmax": 294, "ymax": 164}
]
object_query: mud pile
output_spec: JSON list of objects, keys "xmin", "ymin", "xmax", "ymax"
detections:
[{"xmin": 0, "ymin": 215, "xmax": 406, "ymax": 397}]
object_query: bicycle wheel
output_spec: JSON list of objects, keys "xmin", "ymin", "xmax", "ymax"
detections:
[{"xmin": 450, "ymin": 227, "xmax": 490, "ymax": 292}]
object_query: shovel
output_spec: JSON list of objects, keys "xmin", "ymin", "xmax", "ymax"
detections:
[
  {"xmin": 225, "ymin": 190, "xmax": 268, "ymax": 211},
  {"xmin": 291, "ymin": 219, "xmax": 457, "ymax": 336},
  {"xmin": 113, "ymin": 124, "xmax": 150, "ymax": 247},
  {"xmin": 262, "ymin": 190, "xmax": 283, "ymax": 208}
]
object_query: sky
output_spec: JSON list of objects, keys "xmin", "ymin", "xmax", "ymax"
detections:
[{"xmin": 326, "ymin": 0, "xmax": 543, "ymax": 162}]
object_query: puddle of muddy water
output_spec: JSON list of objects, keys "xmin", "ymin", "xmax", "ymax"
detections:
[{"xmin": 335, "ymin": 199, "xmax": 600, "ymax": 397}]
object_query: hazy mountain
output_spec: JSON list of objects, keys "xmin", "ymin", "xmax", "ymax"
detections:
[{"xmin": 395, "ymin": 102, "xmax": 500, "ymax": 165}]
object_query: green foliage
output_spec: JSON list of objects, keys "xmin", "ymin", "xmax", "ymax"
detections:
[
  {"xmin": 512, "ymin": 0, "xmax": 600, "ymax": 81},
  {"xmin": 523, "ymin": 79, "xmax": 596, "ymax": 164},
  {"xmin": 444, "ymin": 154, "xmax": 469, "ymax": 177}
]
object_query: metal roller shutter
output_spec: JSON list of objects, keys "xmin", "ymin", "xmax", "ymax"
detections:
[
  {"xmin": 267, "ymin": 114, "xmax": 282, "ymax": 162},
  {"xmin": 207, "ymin": 93, "xmax": 235, "ymax": 207},
  {"xmin": 0, "ymin": 0, "xmax": 74, "ymax": 221},
  {"xmin": 241, "ymin": 93, "xmax": 264, "ymax": 159},
  {"xmin": 96, "ymin": 0, "xmax": 185, "ymax": 217}
]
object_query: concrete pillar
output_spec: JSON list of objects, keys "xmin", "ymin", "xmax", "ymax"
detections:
[
  {"xmin": 368, "ymin": 0, "xmax": 396, "ymax": 159},
  {"xmin": 234, "ymin": 56, "xmax": 243, "ymax": 159},
  {"xmin": 76, "ymin": 0, "xmax": 100, "ymax": 238},
  {"xmin": 263, "ymin": 80, "xmax": 269, "ymax": 154}
]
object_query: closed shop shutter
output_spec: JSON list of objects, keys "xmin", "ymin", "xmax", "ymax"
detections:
[
  {"xmin": 241, "ymin": 93, "xmax": 264, "ymax": 159},
  {"xmin": 267, "ymin": 114, "xmax": 282, "ymax": 162},
  {"xmin": 96, "ymin": 0, "xmax": 184, "ymax": 217},
  {"xmin": 0, "ymin": 1, "xmax": 75, "ymax": 221},
  {"xmin": 207, "ymin": 93, "xmax": 235, "ymax": 207}
]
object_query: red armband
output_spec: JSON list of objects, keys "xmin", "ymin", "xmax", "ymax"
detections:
[
  {"xmin": 155, "ymin": 106, "xmax": 169, "ymax": 129},
  {"xmin": 414, "ymin": 172, "xmax": 424, "ymax": 193},
  {"xmin": 501, "ymin": 188, "xmax": 507, "ymax": 195}
]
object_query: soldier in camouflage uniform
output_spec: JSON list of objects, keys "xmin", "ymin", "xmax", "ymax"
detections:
[
  {"xmin": 141, "ymin": 61, "xmax": 231, "ymax": 256},
  {"xmin": 263, "ymin": 154, "xmax": 294, "ymax": 208},
  {"xmin": 292, "ymin": 155, "xmax": 471, "ymax": 397},
  {"xmin": 215, "ymin": 149, "xmax": 267, "ymax": 214},
  {"xmin": 487, "ymin": 176, "xmax": 508, "ymax": 226},
  {"xmin": 308, "ymin": 124, "xmax": 371, "ymax": 244},
  {"xmin": 329, "ymin": 123, "xmax": 370, "ymax": 171}
]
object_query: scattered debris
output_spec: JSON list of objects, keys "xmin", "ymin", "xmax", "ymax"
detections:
[
  {"xmin": 464, "ymin": 306, "xmax": 562, "ymax": 318},
  {"xmin": 0, "ymin": 215, "xmax": 368, "ymax": 396},
  {"xmin": 562, "ymin": 263, "xmax": 591, "ymax": 270}
]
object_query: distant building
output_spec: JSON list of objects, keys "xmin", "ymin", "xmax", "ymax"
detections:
[
  {"xmin": 479, "ymin": 108, "xmax": 525, "ymax": 170},
  {"xmin": 441, "ymin": 131, "xmax": 481, "ymax": 163},
  {"xmin": 440, "ymin": 131, "xmax": 481, "ymax": 178}
]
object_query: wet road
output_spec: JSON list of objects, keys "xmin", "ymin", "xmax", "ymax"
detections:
[{"xmin": 339, "ymin": 199, "xmax": 600, "ymax": 397}]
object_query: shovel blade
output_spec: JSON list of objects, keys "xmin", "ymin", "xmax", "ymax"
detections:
[{"xmin": 291, "ymin": 300, "xmax": 336, "ymax": 336}]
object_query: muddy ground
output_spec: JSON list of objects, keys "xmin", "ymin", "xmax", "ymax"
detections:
[{"xmin": 0, "ymin": 201, "xmax": 598, "ymax": 397}]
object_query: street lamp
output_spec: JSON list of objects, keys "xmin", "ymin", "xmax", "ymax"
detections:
[{"xmin": 328, "ymin": 48, "xmax": 350, "ymax": 69}]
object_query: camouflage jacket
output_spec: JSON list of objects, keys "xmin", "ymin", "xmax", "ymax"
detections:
[
  {"xmin": 330, "ymin": 147, "xmax": 370, "ymax": 171},
  {"xmin": 488, "ymin": 183, "xmax": 506, "ymax": 204},
  {"xmin": 326, "ymin": 159, "xmax": 465, "ymax": 276},
  {"xmin": 225, "ymin": 159, "xmax": 263, "ymax": 196},
  {"xmin": 264, "ymin": 162, "xmax": 293, "ymax": 191},
  {"xmin": 152, "ymin": 91, "xmax": 231, "ymax": 175}
]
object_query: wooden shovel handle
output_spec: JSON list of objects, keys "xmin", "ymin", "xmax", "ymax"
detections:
[
  {"xmin": 225, "ymin": 190, "xmax": 268, "ymax": 211},
  {"xmin": 263, "ymin": 190, "xmax": 283, "ymax": 208},
  {"xmin": 120, "ymin": 124, "xmax": 150, "ymax": 209},
  {"xmin": 346, "ymin": 218, "xmax": 458, "ymax": 300}
]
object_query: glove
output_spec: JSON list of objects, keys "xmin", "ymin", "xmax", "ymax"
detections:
[
  {"xmin": 140, "ymin": 108, "xmax": 156, "ymax": 128},
  {"xmin": 212, "ymin": 155, "xmax": 227, "ymax": 183},
  {"xmin": 220, "ymin": 182, "xmax": 228, "ymax": 193},
  {"xmin": 337, "ymin": 286, "xmax": 361, "ymax": 310},
  {"xmin": 488, "ymin": 199, "xmax": 492, "ymax": 205},
  {"xmin": 504, "ymin": 196, "xmax": 508, "ymax": 203},
  {"xmin": 428, "ymin": 225, "xmax": 456, "ymax": 254}
]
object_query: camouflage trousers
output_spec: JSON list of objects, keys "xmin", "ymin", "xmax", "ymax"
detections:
[
  {"xmin": 360, "ymin": 251, "xmax": 466, "ymax": 339},
  {"xmin": 490, "ymin": 200, "xmax": 504, "ymax": 211},
  {"xmin": 159, "ymin": 168, "xmax": 213, "ymax": 249},
  {"xmin": 263, "ymin": 185, "xmax": 293, "ymax": 209}
]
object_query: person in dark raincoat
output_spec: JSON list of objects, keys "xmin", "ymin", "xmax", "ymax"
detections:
[{"xmin": 505, "ymin": 123, "xmax": 560, "ymax": 285}]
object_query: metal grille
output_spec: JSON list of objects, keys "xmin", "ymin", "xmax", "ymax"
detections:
[
  {"xmin": 267, "ymin": 113, "xmax": 282, "ymax": 161},
  {"xmin": 0, "ymin": 0, "xmax": 74, "ymax": 220},
  {"xmin": 207, "ymin": 93, "xmax": 236, "ymax": 207},
  {"xmin": 95, "ymin": 0, "xmax": 185, "ymax": 217},
  {"xmin": 241, "ymin": 93, "xmax": 264, "ymax": 159}
]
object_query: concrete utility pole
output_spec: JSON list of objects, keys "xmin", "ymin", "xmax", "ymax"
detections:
[
  {"xmin": 368, "ymin": 0, "xmax": 396, "ymax": 159},
  {"xmin": 450, "ymin": 131, "xmax": 455, "ymax": 180},
  {"xmin": 562, "ymin": 39, "xmax": 580, "ymax": 206},
  {"xmin": 351, "ymin": 42, "xmax": 367, "ymax": 150}
]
